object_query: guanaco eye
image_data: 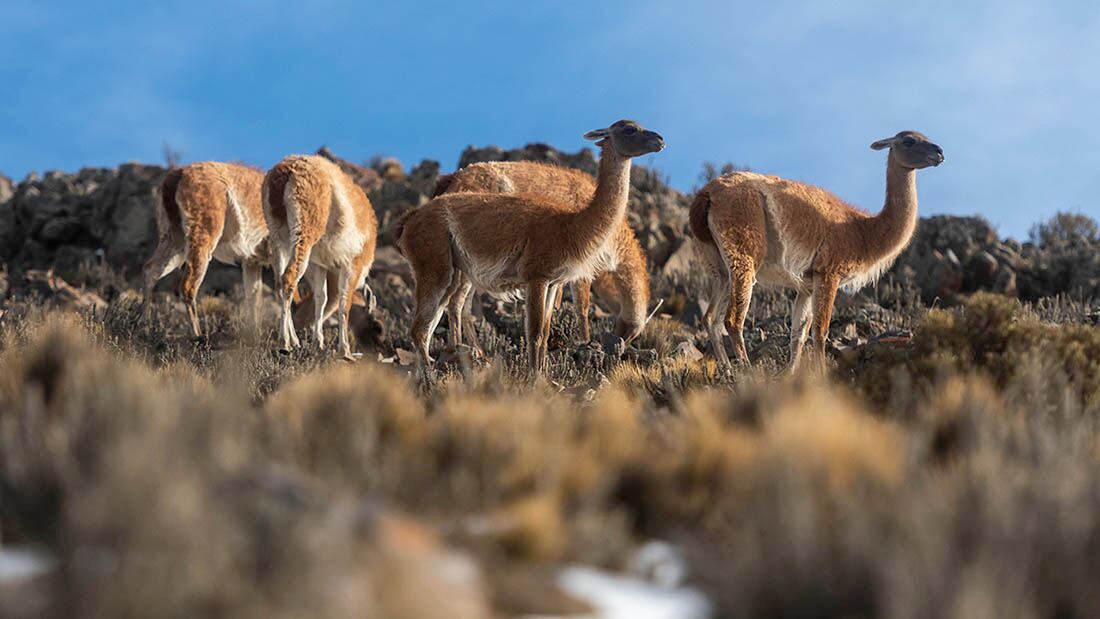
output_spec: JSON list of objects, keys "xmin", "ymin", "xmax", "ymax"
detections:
[
  {"xmin": 623, "ymin": 126, "xmax": 638, "ymax": 135},
  {"xmin": 902, "ymin": 136, "xmax": 916, "ymax": 147}
]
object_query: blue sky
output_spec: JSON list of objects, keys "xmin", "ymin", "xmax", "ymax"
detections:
[{"xmin": 2, "ymin": 1, "xmax": 1097, "ymax": 238}]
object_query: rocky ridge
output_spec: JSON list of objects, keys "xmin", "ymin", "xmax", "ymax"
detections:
[{"xmin": 0, "ymin": 146, "xmax": 1096, "ymax": 306}]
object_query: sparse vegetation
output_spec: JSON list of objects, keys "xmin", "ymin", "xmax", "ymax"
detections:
[
  {"xmin": 1, "ymin": 148, "xmax": 1098, "ymax": 616},
  {"xmin": 1, "ymin": 263, "xmax": 1098, "ymax": 617}
]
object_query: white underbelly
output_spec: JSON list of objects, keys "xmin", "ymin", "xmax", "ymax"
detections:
[
  {"xmin": 754, "ymin": 261, "xmax": 804, "ymax": 289},
  {"xmin": 311, "ymin": 227, "xmax": 368, "ymax": 268},
  {"xmin": 213, "ymin": 219, "xmax": 267, "ymax": 264},
  {"xmin": 560, "ymin": 238, "xmax": 619, "ymax": 283}
]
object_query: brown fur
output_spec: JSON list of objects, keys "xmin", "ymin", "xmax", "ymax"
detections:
[
  {"xmin": 437, "ymin": 161, "xmax": 651, "ymax": 343},
  {"xmin": 692, "ymin": 131, "xmax": 943, "ymax": 370},
  {"xmin": 160, "ymin": 167, "xmax": 184, "ymax": 227},
  {"xmin": 263, "ymin": 155, "xmax": 378, "ymax": 359},
  {"xmin": 143, "ymin": 162, "xmax": 267, "ymax": 337},
  {"xmin": 431, "ymin": 173, "xmax": 455, "ymax": 198},
  {"xmin": 265, "ymin": 163, "xmax": 290, "ymax": 227},
  {"xmin": 398, "ymin": 120, "xmax": 664, "ymax": 375},
  {"xmin": 688, "ymin": 189, "xmax": 713, "ymax": 244}
]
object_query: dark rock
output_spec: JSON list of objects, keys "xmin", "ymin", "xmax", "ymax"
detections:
[
  {"xmin": 316, "ymin": 146, "xmax": 384, "ymax": 193},
  {"xmin": 351, "ymin": 306, "xmax": 388, "ymax": 352},
  {"xmin": 993, "ymin": 266, "xmax": 1017, "ymax": 296},
  {"xmin": 635, "ymin": 348, "xmax": 659, "ymax": 365},
  {"xmin": 407, "ymin": 160, "xmax": 441, "ymax": 196},
  {"xmin": 571, "ymin": 342, "xmax": 607, "ymax": 369},
  {"xmin": 372, "ymin": 182, "xmax": 428, "ymax": 243},
  {"xmin": 600, "ymin": 332, "xmax": 626, "ymax": 359},
  {"xmin": 2, "ymin": 163, "xmax": 163, "ymax": 279},
  {"xmin": 377, "ymin": 158, "xmax": 406, "ymax": 183},
  {"xmin": 661, "ymin": 240, "xmax": 696, "ymax": 277},
  {"xmin": 457, "ymin": 143, "xmax": 598, "ymax": 175},
  {"xmin": 202, "ymin": 263, "xmax": 243, "ymax": 294},
  {"xmin": 39, "ymin": 216, "xmax": 83, "ymax": 243},
  {"xmin": 678, "ymin": 294, "xmax": 704, "ymax": 328},
  {"xmin": 6, "ymin": 141, "xmax": 1098, "ymax": 314},
  {"xmin": 52, "ymin": 245, "xmax": 98, "ymax": 279},
  {"xmin": 671, "ymin": 340, "xmax": 704, "ymax": 361},
  {"xmin": 963, "ymin": 251, "xmax": 999, "ymax": 291},
  {"xmin": 884, "ymin": 213, "xmax": 1100, "ymax": 302},
  {"xmin": 0, "ymin": 202, "xmax": 15, "ymax": 259},
  {"xmin": 99, "ymin": 163, "xmax": 163, "ymax": 275}
]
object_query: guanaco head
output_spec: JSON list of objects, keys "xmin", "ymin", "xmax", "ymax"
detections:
[
  {"xmin": 614, "ymin": 298, "xmax": 664, "ymax": 344},
  {"xmin": 584, "ymin": 120, "xmax": 665, "ymax": 157},
  {"xmin": 870, "ymin": 131, "xmax": 944, "ymax": 169}
]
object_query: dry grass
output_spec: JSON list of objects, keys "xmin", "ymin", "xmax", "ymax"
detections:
[
  {"xmin": 852, "ymin": 292, "xmax": 1100, "ymax": 411},
  {"xmin": 1, "ymin": 278, "xmax": 1099, "ymax": 617}
]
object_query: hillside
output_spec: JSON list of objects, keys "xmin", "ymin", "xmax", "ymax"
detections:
[{"xmin": 1, "ymin": 148, "xmax": 1099, "ymax": 618}]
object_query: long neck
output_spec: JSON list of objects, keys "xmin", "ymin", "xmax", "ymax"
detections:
[
  {"xmin": 566, "ymin": 147, "xmax": 632, "ymax": 256},
  {"xmin": 865, "ymin": 153, "xmax": 919, "ymax": 260}
]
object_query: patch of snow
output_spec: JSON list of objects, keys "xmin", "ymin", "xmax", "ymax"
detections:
[
  {"xmin": 539, "ymin": 565, "xmax": 711, "ymax": 619},
  {"xmin": 0, "ymin": 547, "xmax": 56, "ymax": 583},
  {"xmin": 627, "ymin": 540, "xmax": 687, "ymax": 588}
]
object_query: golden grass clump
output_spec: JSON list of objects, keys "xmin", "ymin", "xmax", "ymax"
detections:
[
  {"xmin": 264, "ymin": 361, "xmax": 428, "ymax": 486},
  {"xmin": 634, "ymin": 316, "xmax": 697, "ymax": 356},
  {"xmin": 3, "ymin": 280, "xmax": 1100, "ymax": 619},
  {"xmin": 854, "ymin": 292, "xmax": 1100, "ymax": 410},
  {"xmin": 761, "ymin": 386, "xmax": 904, "ymax": 493},
  {"xmin": 607, "ymin": 356, "xmax": 723, "ymax": 404},
  {"xmin": 0, "ymin": 317, "xmax": 495, "ymax": 619}
]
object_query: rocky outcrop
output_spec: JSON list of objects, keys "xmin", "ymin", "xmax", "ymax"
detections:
[
  {"xmin": 886, "ymin": 214, "xmax": 1100, "ymax": 303},
  {"xmin": 1, "ymin": 164, "xmax": 165, "ymax": 280},
  {"xmin": 1, "ymin": 150, "xmax": 1096, "ymax": 306},
  {"xmin": 316, "ymin": 146, "xmax": 384, "ymax": 193}
]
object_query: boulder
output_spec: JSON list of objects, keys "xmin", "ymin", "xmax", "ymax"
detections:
[
  {"xmin": 600, "ymin": 332, "xmax": 626, "ymax": 359},
  {"xmin": 671, "ymin": 340, "xmax": 704, "ymax": 361},
  {"xmin": 315, "ymin": 146, "xmax": 384, "ymax": 193},
  {"xmin": 457, "ymin": 143, "xmax": 598, "ymax": 175},
  {"xmin": 661, "ymin": 240, "xmax": 696, "ymax": 277}
]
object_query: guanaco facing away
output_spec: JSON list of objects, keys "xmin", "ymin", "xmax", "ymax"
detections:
[
  {"xmin": 263, "ymin": 155, "xmax": 377, "ymax": 360},
  {"xmin": 690, "ymin": 130, "xmax": 944, "ymax": 370},
  {"xmin": 143, "ymin": 162, "xmax": 268, "ymax": 337},
  {"xmin": 396, "ymin": 120, "xmax": 665, "ymax": 376},
  {"xmin": 434, "ymin": 161, "xmax": 654, "ymax": 346}
]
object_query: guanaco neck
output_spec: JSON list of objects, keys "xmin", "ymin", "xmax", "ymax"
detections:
[
  {"xmin": 565, "ymin": 145, "xmax": 632, "ymax": 258},
  {"xmin": 863, "ymin": 151, "xmax": 918, "ymax": 263}
]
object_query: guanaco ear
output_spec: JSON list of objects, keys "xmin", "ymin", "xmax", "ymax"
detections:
[
  {"xmin": 870, "ymin": 137, "xmax": 895, "ymax": 151},
  {"xmin": 583, "ymin": 128, "xmax": 611, "ymax": 141}
]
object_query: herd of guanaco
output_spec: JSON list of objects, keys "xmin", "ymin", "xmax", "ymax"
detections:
[{"xmin": 143, "ymin": 120, "xmax": 944, "ymax": 375}]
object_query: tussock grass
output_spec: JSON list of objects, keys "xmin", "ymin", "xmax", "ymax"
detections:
[
  {"xmin": 853, "ymin": 292, "xmax": 1100, "ymax": 410},
  {"xmin": 2, "ymin": 283, "xmax": 1099, "ymax": 617},
  {"xmin": 607, "ymin": 357, "xmax": 724, "ymax": 405}
]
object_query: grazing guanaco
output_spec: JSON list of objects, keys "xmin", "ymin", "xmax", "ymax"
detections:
[
  {"xmin": 263, "ymin": 155, "xmax": 377, "ymax": 360},
  {"xmin": 434, "ymin": 161, "xmax": 652, "ymax": 345},
  {"xmin": 143, "ymin": 162, "xmax": 267, "ymax": 337},
  {"xmin": 690, "ymin": 131, "xmax": 944, "ymax": 369},
  {"xmin": 395, "ymin": 120, "xmax": 664, "ymax": 375}
]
